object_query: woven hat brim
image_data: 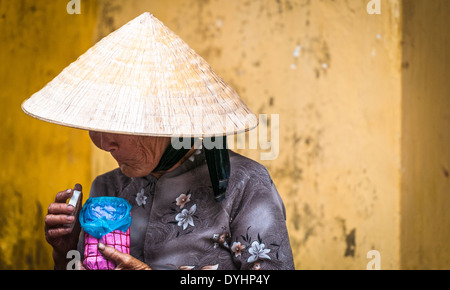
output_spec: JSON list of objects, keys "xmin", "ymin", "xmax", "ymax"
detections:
[
  {"xmin": 21, "ymin": 100, "xmax": 259, "ymax": 137},
  {"xmin": 21, "ymin": 12, "xmax": 258, "ymax": 137}
]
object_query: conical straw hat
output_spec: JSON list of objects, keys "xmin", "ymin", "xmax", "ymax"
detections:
[{"xmin": 22, "ymin": 12, "xmax": 258, "ymax": 137}]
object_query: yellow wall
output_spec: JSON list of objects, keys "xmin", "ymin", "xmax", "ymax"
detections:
[
  {"xmin": 0, "ymin": 0, "xmax": 97, "ymax": 269},
  {"xmin": 1, "ymin": 0, "xmax": 449, "ymax": 270},
  {"xmin": 400, "ymin": 0, "xmax": 450, "ymax": 270}
]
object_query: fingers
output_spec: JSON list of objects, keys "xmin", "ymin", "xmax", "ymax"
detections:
[
  {"xmin": 45, "ymin": 213, "xmax": 74, "ymax": 227},
  {"xmin": 46, "ymin": 226, "xmax": 72, "ymax": 238},
  {"xmin": 46, "ymin": 202, "xmax": 75, "ymax": 231},
  {"xmin": 45, "ymin": 200, "xmax": 75, "ymax": 234},
  {"xmin": 75, "ymin": 260, "xmax": 86, "ymax": 270},
  {"xmin": 47, "ymin": 202, "xmax": 75, "ymax": 215},
  {"xmin": 97, "ymin": 243, "xmax": 131, "ymax": 266},
  {"xmin": 45, "ymin": 184, "xmax": 82, "ymax": 238},
  {"xmin": 54, "ymin": 184, "xmax": 82, "ymax": 203},
  {"xmin": 55, "ymin": 188, "xmax": 74, "ymax": 203},
  {"xmin": 98, "ymin": 243, "xmax": 151, "ymax": 270},
  {"xmin": 74, "ymin": 183, "xmax": 82, "ymax": 192}
]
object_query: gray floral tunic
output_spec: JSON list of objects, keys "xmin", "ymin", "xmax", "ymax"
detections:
[{"xmin": 78, "ymin": 149, "xmax": 295, "ymax": 270}]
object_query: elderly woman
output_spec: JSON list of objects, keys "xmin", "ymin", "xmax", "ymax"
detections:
[{"xmin": 23, "ymin": 13, "xmax": 294, "ymax": 270}]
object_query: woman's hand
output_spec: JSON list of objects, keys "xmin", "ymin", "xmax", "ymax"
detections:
[
  {"xmin": 44, "ymin": 184, "xmax": 83, "ymax": 269},
  {"xmin": 97, "ymin": 243, "xmax": 152, "ymax": 270}
]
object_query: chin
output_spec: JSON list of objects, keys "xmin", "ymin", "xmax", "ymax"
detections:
[{"xmin": 120, "ymin": 164, "xmax": 150, "ymax": 178}]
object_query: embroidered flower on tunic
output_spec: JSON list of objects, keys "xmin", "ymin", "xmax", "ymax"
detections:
[
  {"xmin": 251, "ymin": 262, "xmax": 261, "ymax": 270},
  {"xmin": 219, "ymin": 233, "xmax": 227, "ymax": 243},
  {"xmin": 247, "ymin": 241, "xmax": 271, "ymax": 263},
  {"xmin": 176, "ymin": 193, "xmax": 191, "ymax": 209},
  {"xmin": 212, "ymin": 232, "xmax": 230, "ymax": 249},
  {"xmin": 136, "ymin": 188, "xmax": 147, "ymax": 207},
  {"xmin": 200, "ymin": 264, "xmax": 219, "ymax": 270},
  {"xmin": 173, "ymin": 264, "xmax": 218, "ymax": 270},
  {"xmin": 231, "ymin": 242, "xmax": 246, "ymax": 257},
  {"xmin": 175, "ymin": 204, "xmax": 197, "ymax": 230}
]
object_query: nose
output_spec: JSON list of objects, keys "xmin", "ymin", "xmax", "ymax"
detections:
[{"xmin": 89, "ymin": 131, "xmax": 119, "ymax": 152}]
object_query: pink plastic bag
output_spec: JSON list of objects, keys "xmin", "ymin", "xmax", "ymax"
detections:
[{"xmin": 83, "ymin": 229, "xmax": 130, "ymax": 270}]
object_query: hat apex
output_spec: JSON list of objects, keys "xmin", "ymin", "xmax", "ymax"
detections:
[{"xmin": 22, "ymin": 12, "xmax": 258, "ymax": 137}]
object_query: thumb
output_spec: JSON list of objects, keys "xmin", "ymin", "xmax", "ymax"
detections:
[
  {"xmin": 73, "ymin": 183, "xmax": 82, "ymax": 192},
  {"xmin": 98, "ymin": 243, "xmax": 130, "ymax": 265}
]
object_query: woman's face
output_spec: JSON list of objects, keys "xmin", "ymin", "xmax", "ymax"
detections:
[{"xmin": 89, "ymin": 131, "xmax": 170, "ymax": 178}]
